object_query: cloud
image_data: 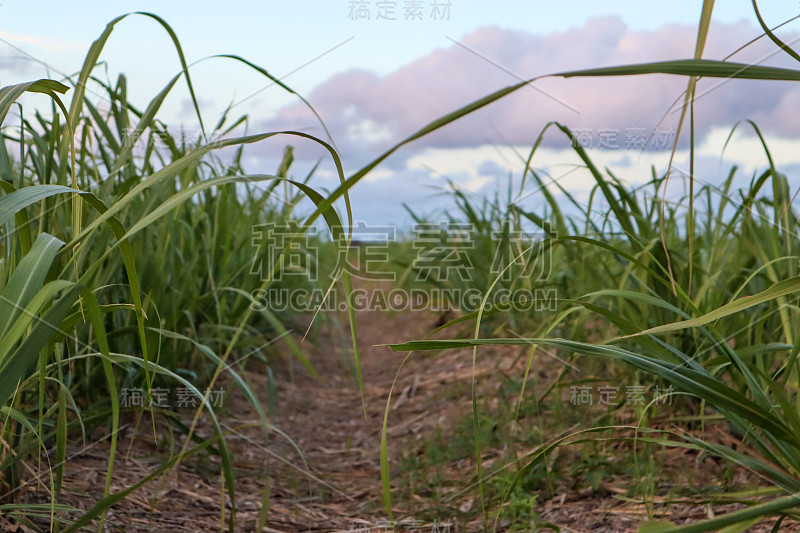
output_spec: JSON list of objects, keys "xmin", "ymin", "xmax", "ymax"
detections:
[
  {"xmin": 240, "ymin": 17, "xmax": 800, "ymax": 227},
  {"xmin": 0, "ymin": 55, "xmax": 31, "ymax": 75},
  {"xmin": 257, "ymin": 16, "xmax": 800, "ymax": 159},
  {"xmin": 0, "ymin": 31, "xmax": 89, "ymax": 53}
]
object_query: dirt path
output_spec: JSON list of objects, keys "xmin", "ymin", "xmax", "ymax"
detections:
[
  {"xmin": 248, "ymin": 307, "xmax": 447, "ymax": 531},
  {"xmin": 11, "ymin": 304, "xmax": 799, "ymax": 532}
]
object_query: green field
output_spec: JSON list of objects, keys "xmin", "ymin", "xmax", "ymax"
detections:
[{"xmin": 2, "ymin": 3, "xmax": 800, "ymax": 532}]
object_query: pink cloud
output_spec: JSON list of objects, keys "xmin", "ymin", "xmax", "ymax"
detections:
[{"xmin": 258, "ymin": 16, "xmax": 800, "ymax": 158}]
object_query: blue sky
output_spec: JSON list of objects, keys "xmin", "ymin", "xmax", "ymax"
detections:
[
  {"xmin": 2, "ymin": 2, "xmax": 800, "ymax": 225},
  {"xmin": 0, "ymin": 0, "xmax": 800, "ymax": 105},
  {"xmin": 4, "ymin": 1, "xmax": 795, "ymax": 118}
]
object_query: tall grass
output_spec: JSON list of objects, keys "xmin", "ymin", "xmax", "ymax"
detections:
[
  {"xmin": 0, "ymin": 13, "xmax": 355, "ymax": 532},
  {"xmin": 3, "ymin": 1, "xmax": 800, "ymax": 531},
  {"xmin": 384, "ymin": 2, "xmax": 800, "ymax": 530}
]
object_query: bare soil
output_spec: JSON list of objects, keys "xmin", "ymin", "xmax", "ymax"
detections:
[{"xmin": 7, "ymin": 304, "xmax": 799, "ymax": 532}]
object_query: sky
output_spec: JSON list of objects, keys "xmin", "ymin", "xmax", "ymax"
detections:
[{"xmin": 2, "ymin": 1, "xmax": 800, "ymax": 226}]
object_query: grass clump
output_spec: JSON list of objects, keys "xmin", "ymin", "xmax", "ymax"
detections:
[{"xmin": 0, "ymin": 14, "xmax": 351, "ymax": 532}]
